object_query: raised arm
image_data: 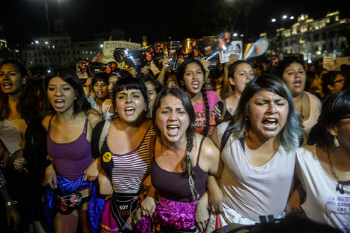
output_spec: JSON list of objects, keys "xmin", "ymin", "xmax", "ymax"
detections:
[{"xmin": 156, "ymin": 56, "xmax": 169, "ymax": 85}]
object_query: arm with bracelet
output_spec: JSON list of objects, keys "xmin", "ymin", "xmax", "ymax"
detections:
[{"xmin": 0, "ymin": 170, "xmax": 20, "ymax": 231}]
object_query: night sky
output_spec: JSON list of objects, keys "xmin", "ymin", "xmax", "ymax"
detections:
[{"xmin": 1, "ymin": 0, "xmax": 349, "ymax": 45}]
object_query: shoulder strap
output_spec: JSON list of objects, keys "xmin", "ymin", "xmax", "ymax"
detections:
[
  {"xmin": 148, "ymin": 135, "xmax": 157, "ymax": 159},
  {"xmin": 220, "ymin": 99, "xmax": 227, "ymax": 121},
  {"xmin": 83, "ymin": 112, "xmax": 90, "ymax": 135},
  {"xmin": 220, "ymin": 123, "xmax": 232, "ymax": 152},
  {"xmin": 48, "ymin": 114, "xmax": 55, "ymax": 133},
  {"xmin": 196, "ymin": 136, "xmax": 206, "ymax": 166},
  {"xmin": 99, "ymin": 120, "xmax": 111, "ymax": 153}
]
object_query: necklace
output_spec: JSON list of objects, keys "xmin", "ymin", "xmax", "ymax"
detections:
[{"xmin": 327, "ymin": 146, "xmax": 350, "ymax": 194}]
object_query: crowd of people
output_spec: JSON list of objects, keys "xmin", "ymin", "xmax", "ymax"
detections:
[{"xmin": 0, "ymin": 52, "xmax": 349, "ymax": 233}]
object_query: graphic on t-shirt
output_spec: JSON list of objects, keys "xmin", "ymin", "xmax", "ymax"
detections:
[
  {"xmin": 326, "ymin": 196, "xmax": 350, "ymax": 232},
  {"xmin": 194, "ymin": 110, "xmax": 217, "ymax": 135}
]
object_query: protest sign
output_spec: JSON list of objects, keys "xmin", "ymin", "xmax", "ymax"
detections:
[
  {"xmin": 103, "ymin": 41, "xmax": 141, "ymax": 63},
  {"xmin": 323, "ymin": 57, "xmax": 335, "ymax": 71},
  {"xmin": 244, "ymin": 37, "xmax": 269, "ymax": 59},
  {"xmin": 220, "ymin": 40, "xmax": 243, "ymax": 63}
]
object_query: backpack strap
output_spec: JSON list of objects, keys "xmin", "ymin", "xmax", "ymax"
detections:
[{"xmin": 99, "ymin": 120, "xmax": 111, "ymax": 154}]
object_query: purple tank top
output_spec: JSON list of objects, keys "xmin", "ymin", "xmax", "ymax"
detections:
[
  {"xmin": 47, "ymin": 114, "xmax": 93, "ymax": 181},
  {"xmin": 151, "ymin": 136, "xmax": 209, "ymax": 203}
]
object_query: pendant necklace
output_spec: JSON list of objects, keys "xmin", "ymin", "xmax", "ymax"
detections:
[{"xmin": 327, "ymin": 146, "xmax": 350, "ymax": 194}]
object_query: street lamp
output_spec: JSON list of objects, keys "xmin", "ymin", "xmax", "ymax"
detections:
[
  {"xmin": 271, "ymin": 15, "xmax": 295, "ymax": 28},
  {"xmin": 45, "ymin": 1, "xmax": 51, "ymax": 43}
]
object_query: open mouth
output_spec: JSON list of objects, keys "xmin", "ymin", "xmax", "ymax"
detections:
[
  {"xmin": 167, "ymin": 125, "xmax": 179, "ymax": 136},
  {"xmin": 2, "ymin": 82, "xmax": 12, "ymax": 89},
  {"xmin": 55, "ymin": 99, "xmax": 65, "ymax": 109},
  {"xmin": 293, "ymin": 80, "xmax": 302, "ymax": 88},
  {"xmin": 262, "ymin": 118, "xmax": 278, "ymax": 130},
  {"xmin": 125, "ymin": 106, "xmax": 135, "ymax": 115},
  {"xmin": 192, "ymin": 81, "xmax": 200, "ymax": 89}
]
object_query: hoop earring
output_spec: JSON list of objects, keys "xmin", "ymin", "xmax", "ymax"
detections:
[{"xmin": 334, "ymin": 136, "xmax": 340, "ymax": 148}]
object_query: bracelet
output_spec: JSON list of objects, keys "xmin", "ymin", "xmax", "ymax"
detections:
[{"xmin": 5, "ymin": 200, "xmax": 17, "ymax": 207}]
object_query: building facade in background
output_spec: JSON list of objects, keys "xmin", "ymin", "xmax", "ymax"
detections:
[
  {"xmin": 21, "ymin": 19, "xmax": 125, "ymax": 73},
  {"xmin": 266, "ymin": 11, "xmax": 350, "ymax": 64}
]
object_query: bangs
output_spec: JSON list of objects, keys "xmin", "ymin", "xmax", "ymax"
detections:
[
  {"xmin": 112, "ymin": 77, "xmax": 149, "ymax": 113},
  {"xmin": 114, "ymin": 82, "xmax": 143, "ymax": 93}
]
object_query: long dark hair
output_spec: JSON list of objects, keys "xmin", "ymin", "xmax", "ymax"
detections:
[
  {"xmin": 42, "ymin": 69, "xmax": 90, "ymax": 116},
  {"xmin": 152, "ymin": 87, "xmax": 199, "ymax": 201},
  {"xmin": 18, "ymin": 78, "xmax": 44, "ymax": 124},
  {"xmin": 309, "ymin": 90, "xmax": 350, "ymax": 147},
  {"xmin": 177, "ymin": 58, "xmax": 210, "ymax": 136},
  {"xmin": 0, "ymin": 59, "xmax": 27, "ymax": 120}
]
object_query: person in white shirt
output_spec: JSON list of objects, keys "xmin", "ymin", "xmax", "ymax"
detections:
[
  {"xmin": 292, "ymin": 90, "xmax": 350, "ymax": 233},
  {"xmin": 211, "ymin": 74, "xmax": 303, "ymax": 225}
]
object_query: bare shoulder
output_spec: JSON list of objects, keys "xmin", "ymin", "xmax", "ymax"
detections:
[
  {"xmin": 87, "ymin": 110, "xmax": 103, "ymax": 128},
  {"xmin": 195, "ymin": 134, "xmax": 221, "ymax": 174},
  {"xmin": 88, "ymin": 108, "xmax": 100, "ymax": 115},
  {"xmin": 42, "ymin": 114, "xmax": 54, "ymax": 131},
  {"xmin": 196, "ymin": 134, "xmax": 220, "ymax": 161}
]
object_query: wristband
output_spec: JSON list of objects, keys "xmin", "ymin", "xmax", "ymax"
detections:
[{"xmin": 5, "ymin": 200, "xmax": 17, "ymax": 207}]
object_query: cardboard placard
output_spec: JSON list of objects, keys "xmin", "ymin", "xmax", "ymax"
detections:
[
  {"xmin": 103, "ymin": 41, "xmax": 141, "ymax": 63},
  {"xmin": 220, "ymin": 41, "xmax": 243, "ymax": 63}
]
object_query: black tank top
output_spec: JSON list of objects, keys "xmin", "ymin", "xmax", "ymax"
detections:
[{"xmin": 151, "ymin": 136, "xmax": 208, "ymax": 203}]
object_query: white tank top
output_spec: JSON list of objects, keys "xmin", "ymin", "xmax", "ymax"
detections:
[
  {"xmin": 302, "ymin": 91, "xmax": 321, "ymax": 134},
  {"xmin": 296, "ymin": 145, "xmax": 350, "ymax": 233},
  {"xmin": 217, "ymin": 122, "xmax": 296, "ymax": 222}
]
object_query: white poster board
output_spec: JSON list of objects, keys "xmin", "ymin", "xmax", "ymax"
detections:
[
  {"xmin": 103, "ymin": 41, "xmax": 141, "ymax": 63},
  {"xmin": 220, "ymin": 41, "xmax": 243, "ymax": 63},
  {"xmin": 323, "ymin": 56, "xmax": 335, "ymax": 71}
]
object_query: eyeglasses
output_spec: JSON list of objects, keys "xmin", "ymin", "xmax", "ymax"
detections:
[{"xmin": 332, "ymin": 79, "xmax": 345, "ymax": 84}]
